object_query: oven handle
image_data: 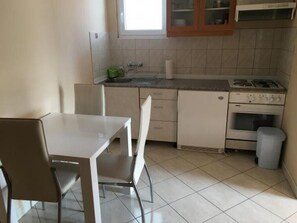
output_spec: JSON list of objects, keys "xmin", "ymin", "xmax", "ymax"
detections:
[{"xmin": 228, "ymin": 103, "xmax": 284, "ymax": 114}]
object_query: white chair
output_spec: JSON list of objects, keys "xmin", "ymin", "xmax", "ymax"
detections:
[
  {"xmin": 97, "ymin": 96, "xmax": 153, "ymax": 223},
  {"xmin": 0, "ymin": 118, "xmax": 80, "ymax": 223},
  {"xmin": 74, "ymin": 83, "xmax": 105, "ymax": 116}
]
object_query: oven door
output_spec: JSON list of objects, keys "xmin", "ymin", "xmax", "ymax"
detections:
[{"xmin": 227, "ymin": 104, "xmax": 284, "ymax": 141}]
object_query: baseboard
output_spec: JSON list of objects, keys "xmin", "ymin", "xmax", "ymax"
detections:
[{"xmin": 282, "ymin": 162, "xmax": 297, "ymax": 198}]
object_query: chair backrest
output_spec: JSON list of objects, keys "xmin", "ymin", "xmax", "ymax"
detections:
[
  {"xmin": 74, "ymin": 83, "xmax": 105, "ymax": 116},
  {"xmin": 133, "ymin": 96, "xmax": 152, "ymax": 183},
  {"xmin": 0, "ymin": 118, "xmax": 59, "ymax": 202}
]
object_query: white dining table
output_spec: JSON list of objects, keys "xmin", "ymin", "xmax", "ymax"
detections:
[{"xmin": 41, "ymin": 113, "xmax": 132, "ymax": 223}]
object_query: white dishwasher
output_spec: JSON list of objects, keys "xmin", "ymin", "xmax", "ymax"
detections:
[{"xmin": 177, "ymin": 90, "xmax": 229, "ymax": 152}]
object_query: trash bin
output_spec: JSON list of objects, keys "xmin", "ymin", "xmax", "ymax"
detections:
[{"xmin": 256, "ymin": 127, "xmax": 286, "ymax": 169}]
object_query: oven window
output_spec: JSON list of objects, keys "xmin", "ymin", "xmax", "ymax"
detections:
[{"xmin": 233, "ymin": 113, "xmax": 276, "ymax": 131}]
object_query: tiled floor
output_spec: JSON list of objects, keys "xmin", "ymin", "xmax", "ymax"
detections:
[{"xmin": 20, "ymin": 141, "xmax": 297, "ymax": 223}]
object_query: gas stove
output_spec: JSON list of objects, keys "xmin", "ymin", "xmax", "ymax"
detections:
[{"xmin": 228, "ymin": 79, "xmax": 284, "ymax": 89}]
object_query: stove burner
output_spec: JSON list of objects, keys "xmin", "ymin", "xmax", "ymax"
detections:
[
  {"xmin": 234, "ymin": 82, "xmax": 253, "ymax": 87},
  {"xmin": 229, "ymin": 79, "xmax": 283, "ymax": 89}
]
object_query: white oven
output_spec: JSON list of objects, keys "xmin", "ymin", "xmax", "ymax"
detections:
[
  {"xmin": 226, "ymin": 91, "xmax": 286, "ymax": 150},
  {"xmin": 227, "ymin": 103, "xmax": 284, "ymax": 141}
]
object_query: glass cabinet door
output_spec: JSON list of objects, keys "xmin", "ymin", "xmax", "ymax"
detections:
[
  {"xmin": 170, "ymin": 0, "xmax": 196, "ymax": 29},
  {"xmin": 202, "ymin": 0, "xmax": 232, "ymax": 27}
]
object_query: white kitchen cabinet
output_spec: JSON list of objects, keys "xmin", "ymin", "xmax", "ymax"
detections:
[
  {"xmin": 178, "ymin": 90, "xmax": 229, "ymax": 150},
  {"xmin": 105, "ymin": 87, "xmax": 140, "ymax": 139},
  {"xmin": 140, "ymin": 88, "xmax": 177, "ymax": 142}
]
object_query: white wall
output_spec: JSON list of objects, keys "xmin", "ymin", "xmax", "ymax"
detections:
[{"xmin": 0, "ymin": 0, "xmax": 107, "ymax": 219}]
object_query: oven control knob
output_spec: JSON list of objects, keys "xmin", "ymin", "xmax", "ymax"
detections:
[
  {"xmin": 270, "ymin": 97, "xmax": 274, "ymax": 102},
  {"xmin": 276, "ymin": 96, "xmax": 282, "ymax": 102}
]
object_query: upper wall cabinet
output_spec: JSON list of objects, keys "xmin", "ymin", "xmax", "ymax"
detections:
[{"xmin": 167, "ymin": 0, "xmax": 236, "ymax": 37}]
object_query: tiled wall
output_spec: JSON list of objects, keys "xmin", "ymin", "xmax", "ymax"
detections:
[
  {"xmin": 90, "ymin": 32, "xmax": 110, "ymax": 83},
  {"xmin": 274, "ymin": 28, "xmax": 297, "ymax": 88},
  {"xmin": 91, "ymin": 28, "xmax": 297, "ymax": 85}
]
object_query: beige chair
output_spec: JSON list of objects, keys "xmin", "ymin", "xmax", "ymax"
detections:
[
  {"xmin": 74, "ymin": 83, "xmax": 105, "ymax": 116},
  {"xmin": 97, "ymin": 96, "xmax": 153, "ymax": 223},
  {"xmin": 0, "ymin": 118, "xmax": 80, "ymax": 223}
]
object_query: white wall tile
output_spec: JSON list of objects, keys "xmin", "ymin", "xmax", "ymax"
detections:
[
  {"xmin": 237, "ymin": 49, "xmax": 255, "ymax": 68},
  {"xmin": 239, "ymin": 29, "xmax": 256, "ymax": 49},
  {"xmin": 222, "ymin": 50, "xmax": 238, "ymax": 68},
  {"xmin": 256, "ymin": 29, "xmax": 274, "ymax": 49},
  {"xmin": 206, "ymin": 50, "xmax": 222, "ymax": 68},
  {"xmin": 177, "ymin": 50, "xmax": 192, "ymax": 67},
  {"xmin": 192, "ymin": 50, "xmax": 207, "ymax": 68}
]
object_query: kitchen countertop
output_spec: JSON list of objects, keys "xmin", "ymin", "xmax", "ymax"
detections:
[
  {"xmin": 102, "ymin": 78, "xmax": 230, "ymax": 91},
  {"xmin": 101, "ymin": 78, "xmax": 287, "ymax": 93}
]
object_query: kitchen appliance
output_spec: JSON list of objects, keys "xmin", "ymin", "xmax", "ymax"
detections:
[
  {"xmin": 235, "ymin": 1, "xmax": 296, "ymax": 22},
  {"xmin": 226, "ymin": 79, "xmax": 286, "ymax": 151}
]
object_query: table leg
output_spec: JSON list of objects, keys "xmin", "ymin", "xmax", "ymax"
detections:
[
  {"xmin": 79, "ymin": 158, "xmax": 102, "ymax": 223},
  {"xmin": 120, "ymin": 121, "xmax": 132, "ymax": 156}
]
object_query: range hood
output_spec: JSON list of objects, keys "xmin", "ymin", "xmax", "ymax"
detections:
[{"xmin": 235, "ymin": 1, "xmax": 296, "ymax": 22}]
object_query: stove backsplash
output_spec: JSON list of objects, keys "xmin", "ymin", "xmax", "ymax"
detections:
[{"xmin": 92, "ymin": 28, "xmax": 297, "ymax": 88}]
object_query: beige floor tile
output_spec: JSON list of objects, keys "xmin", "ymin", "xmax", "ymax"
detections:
[
  {"xmin": 169, "ymin": 148, "xmax": 197, "ymax": 157},
  {"xmin": 252, "ymin": 188, "xmax": 297, "ymax": 219},
  {"xmin": 154, "ymin": 178, "xmax": 194, "ymax": 203},
  {"xmin": 145, "ymin": 147, "xmax": 178, "ymax": 163},
  {"xmin": 137, "ymin": 205, "xmax": 187, "ymax": 223},
  {"xmin": 72, "ymin": 184, "xmax": 117, "ymax": 204},
  {"xmin": 118, "ymin": 187, "xmax": 167, "ymax": 218},
  {"xmin": 36, "ymin": 192, "xmax": 82, "ymax": 221},
  {"xmin": 144, "ymin": 156, "xmax": 156, "ymax": 167},
  {"xmin": 19, "ymin": 208, "xmax": 40, "ymax": 223},
  {"xmin": 205, "ymin": 213, "xmax": 237, "ymax": 223},
  {"xmin": 171, "ymin": 193, "xmax": 221, "ymax": 223},
  {"xmin": 62, "ymin": 211, "xmax": 85, "ymax": 223},
  {"xmin": 100, "ymin": 198, "xmax": 135, "ymax": 223},
  {"xmin": 287, "ymin": 212, "xmax": 297, "ymax": 223},
  {"xmin": 200, "ymin": 161, "xmax": 240, "ymax": 181},
  {"xmin": 199, "ymin": 183, "xmax": 246, "ymax": 211},
  {"xmin": 226, "ymin": 200, "xmax": 282, "ymax": 223},
  {"xmin": 159, "ymin": 157, "xmax": 196, "ymax": 176},
  {"xmin": 182, "ymin": 152, "xmax": 217, "ymax": 167},
  {"xmin": 224, "ymin": 173, "xmax": 269, "ymax": 198},
  {"xmin": 127, "ymin": 220, "xmax": 139, "ymax": 223},
  {"xmin": 221, "ymin": 152, "xmax": 256, "ymax": 172},
  {"xmin": 246, "ymin": 167, "xmax": 285, "ymax": 186},
  {"xmin": 273, "ymin": 180, "xmax": 296, "ymax": 198},
  {"xmin": 208, "ymin": 152, "xmax": 229, "ymax": 160},
  {"xmin": 140, "ymin": 164, "xmax": 173, "ymax": 185},
  {"xmin": 177, "ymin": 168, "xmax": 219, "ymax": 191}
]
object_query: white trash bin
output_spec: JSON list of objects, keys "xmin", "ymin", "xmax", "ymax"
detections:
[{"xmin": 256, "ymin": 127, "xmax": 286, "ymax": 169}]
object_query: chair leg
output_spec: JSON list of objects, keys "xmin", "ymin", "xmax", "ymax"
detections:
[
  {"xmin": 100, "ymin": 184, "xmax": 106, "ymax": 198},
  {"xmin": 57, "ymin": 197, "xmax": 62, "ymax": 223},
  {"xmin": 144, "ymin": 164, "xmax": 154, "ymax": 203},
  {"xmin": 132, "ymin": 180, "xmax": 145, "ymax": 223},
  {"xmin": 7, "ymin": 184, "xmax": 12, "ymax": 223}
]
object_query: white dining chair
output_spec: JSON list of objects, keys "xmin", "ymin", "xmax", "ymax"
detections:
[
  {"xmin": 74, "ymin": 83, "xmax": 105, "ymax": 116},
  {"xmin": 0, "ymin": 118, "xmax": 80, "ymax": 223},
  {"xmin": 96, "ymin": 96, "xmax": 153, "ymax": 223}
]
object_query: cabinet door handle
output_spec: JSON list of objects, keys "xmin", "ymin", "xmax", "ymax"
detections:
[
  {"xmin": 218, "ymin": 96, "xmax": 224, "ymax": 100},
  {"xmin": 153, "ymin": 106, "xmax": 164, "ymax": 109},
  {"xmin": 154, "ymin": 127, "xmax": 163, "ymax": 130},
  {"xmin": 153, "ymin": 92, "xmax": 163, "ymax": 96}
]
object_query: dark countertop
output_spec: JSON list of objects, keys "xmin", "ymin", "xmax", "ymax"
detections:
[
  {"xmin": 101, "ymin": 78, "xmax": 287, "ymax": 93},
  {"xmin": 102, "ymin": 78, "xmax": 230, "ymax": 91}
]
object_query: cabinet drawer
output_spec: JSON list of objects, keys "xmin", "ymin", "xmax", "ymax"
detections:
[
  {"xmin": 140, "ymin": 88, "xmax": 177, "ymax": 100},
  {"xmin": 147, "ymin": 121, "xmax": 177, "ymax": 142},
  {"xmin": 141, "ymin": 99, "xmax": 177, "ymax": 121}
]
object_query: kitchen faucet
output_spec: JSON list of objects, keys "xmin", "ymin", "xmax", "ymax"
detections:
[{"xmin": 119, "ymin": 61, "xmax": 143, "ymax": 76}]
